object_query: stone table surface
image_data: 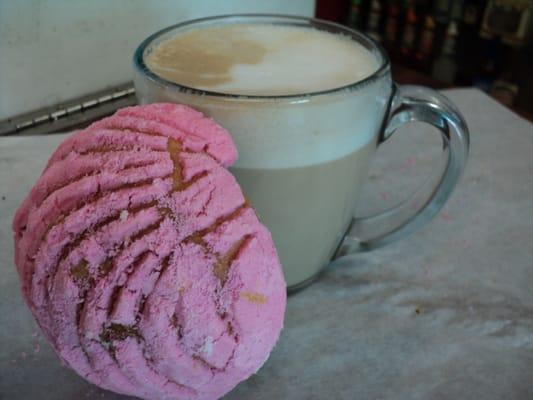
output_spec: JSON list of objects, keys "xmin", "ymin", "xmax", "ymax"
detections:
[{"xmin": 1, "ymin": 89, "xmax": 532, "ymax": 400}]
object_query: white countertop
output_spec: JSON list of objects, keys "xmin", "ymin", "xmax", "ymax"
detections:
[{"xmin": 1, "ymin": 88, "xmax": 532, "ymax": 399}]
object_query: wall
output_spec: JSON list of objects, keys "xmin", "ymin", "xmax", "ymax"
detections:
[{"xmin": 0, "ymin": 0, "xmax": 315, "ymax": 119}]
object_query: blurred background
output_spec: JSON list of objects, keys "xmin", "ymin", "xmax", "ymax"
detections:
[
  {"xmin": 0, "ymin": 0, "xmax": 314, "ymax": 123},
  {"xmin": 1, "ymin": 0, "xmax": 531, "ymax": 136},
  {"xmin": 317, "ymin": 0, "xmax": 533, "ymax": 119}
]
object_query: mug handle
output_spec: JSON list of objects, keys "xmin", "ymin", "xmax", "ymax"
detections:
[{"xmin": 334, "ymin": 84, "xmax": 470, "ymax": 257}]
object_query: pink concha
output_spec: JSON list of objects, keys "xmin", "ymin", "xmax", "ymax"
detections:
[{"xmin": 12, "ymin": 103, "xmax": 286, "ymax": 400}]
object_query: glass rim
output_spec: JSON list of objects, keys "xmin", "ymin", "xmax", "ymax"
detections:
[{"xmin": 133, "ymin": 13, "xmax": 391, "ymax": 101}]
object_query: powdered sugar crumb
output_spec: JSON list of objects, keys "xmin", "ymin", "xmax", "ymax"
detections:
[
  {"xmin": 120, "ymin": 210, "xmax": 129, "ymax": 221},
  {"xmin": 201, "ymin": 336, "xmax": 214, "ymax": 356},
  {"xmin": 85, "ymin": 331, "xmax": 97, "ymax": 340}
]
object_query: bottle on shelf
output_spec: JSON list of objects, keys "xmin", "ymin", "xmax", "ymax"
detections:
[
  {"xmin": 347, "ymin": 0, "xmax": 365, "ymax": 30},
  {"xmin": 400, "ymin": 0, "xmax": 418, "ymax": 61},
  {"xmin": 366, "ymin": 0, "xmax": 383, "ymax": 41},
  {"xmin": 463, "ymin": 0, "xmax": 487, "ymax": 29},
  {"xmin": 433, "ymin": 0, "xmax": 452, "ymax": 25},
  {"xmin": 472, "ymin": 37, "xmax": 502, "ymax": 92},
  {"xmin": 450, "ymin": 0, "xmax": 463, "ymax": 22},
  {"xmin": 455, "ymin": 0, "xmax": 488, "ymax": 85},
  {"xmin": 384, "ymin": 0, "xmax": 401, "ymax": 56},
  {"xmin": 416, "ymin": 15, "xmax": 436, "ymax": 71},
  {"xmin": 431, "ymin": 20, "xmax": 459, "ymax": 84},
  {"xmin": 432, "ymin": 0, "xmax": 452, "ymax": 61}
]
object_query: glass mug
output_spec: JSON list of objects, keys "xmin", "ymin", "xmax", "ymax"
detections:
[{"xmin": 133, "ymin": 14, "xmax": 469, "ymax": 291}]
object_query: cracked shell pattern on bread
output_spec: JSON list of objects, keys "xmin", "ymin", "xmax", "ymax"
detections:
[{"xmin": 12, "ymin": 103, "xmax": 286, "ymax": 400}]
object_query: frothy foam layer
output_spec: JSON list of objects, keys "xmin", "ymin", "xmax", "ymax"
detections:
[{"xmin": 145, "ymin": 24, "xmax": 379, "ymax": 96}]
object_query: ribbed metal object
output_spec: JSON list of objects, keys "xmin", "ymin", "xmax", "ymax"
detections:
[{"xmin": 0, "ymin": 83, "xmax": 137, "ymax": 136}]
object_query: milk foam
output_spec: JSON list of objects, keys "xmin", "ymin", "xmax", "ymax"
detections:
[
  {"xmin": 146, "ymin": 25, "xmax": 379, "ymax": 96},
  {"xmin": 139, "ymin": 24, "xmax": 391, "ymax": 169}
]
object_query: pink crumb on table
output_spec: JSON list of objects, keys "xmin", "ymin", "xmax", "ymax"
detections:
[
  {"xmin": 12, "ymin": 103, "xmax": 286, "ymax": 400},
  {"xmin": 440, "ymin": 211, "xmax": 452, "ymax": 221},
  {"xmin": 406, "ymin": 156, "xmax": 417, "ymax": 168},
  {"xmin": 452, "ymin": 238, "xmax": 472, "ymax": 249}
]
